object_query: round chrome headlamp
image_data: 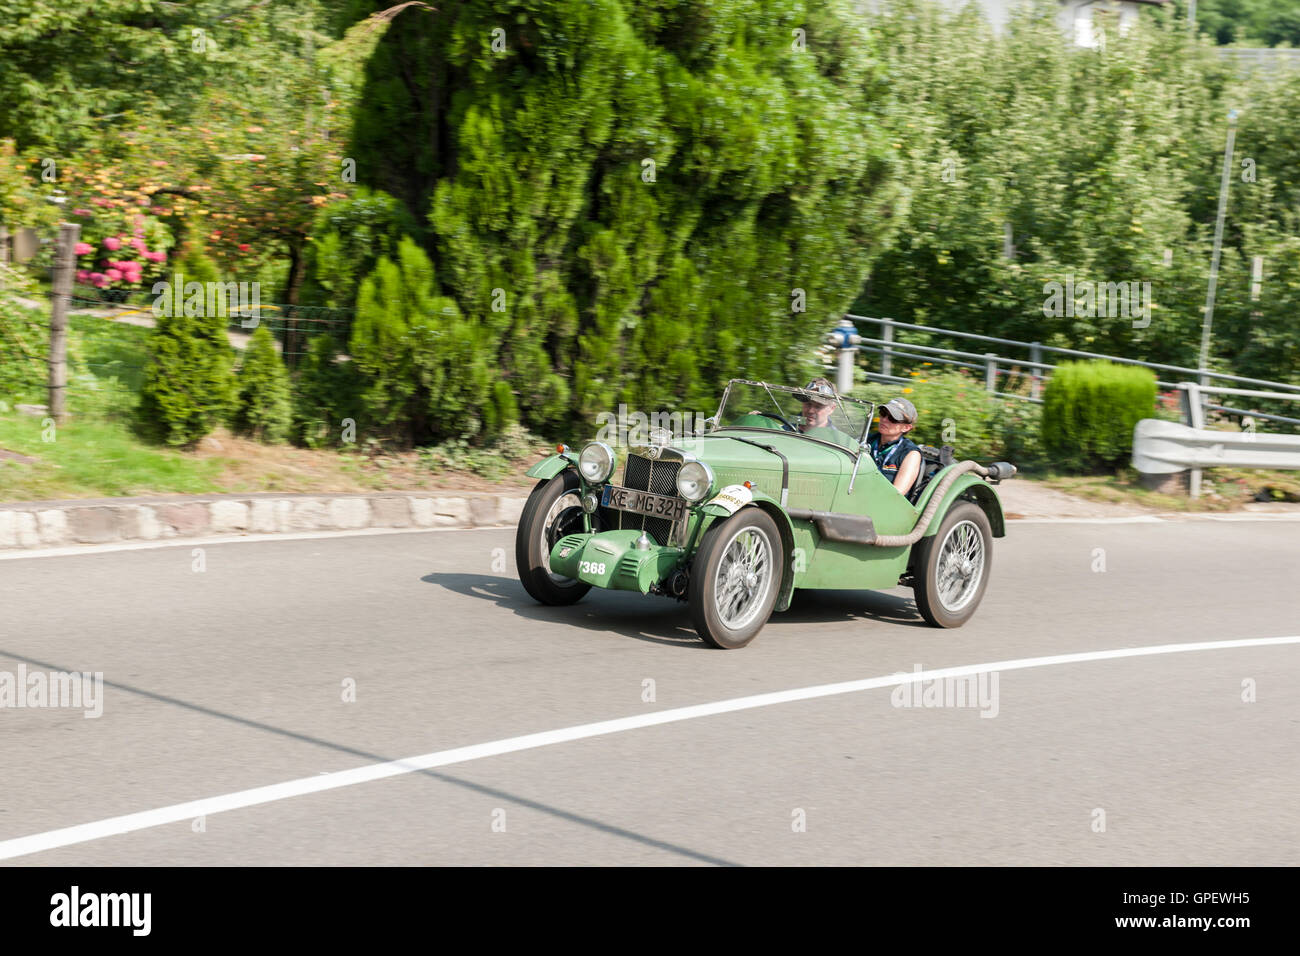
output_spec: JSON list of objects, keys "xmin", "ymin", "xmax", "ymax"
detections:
[
  {"xmin": 676, "ymin": 460, "xmax": 714, "ymax": 503},
  {"xmin": 578, "ymin": 441, "xmax": 616, "ymax": 484}
]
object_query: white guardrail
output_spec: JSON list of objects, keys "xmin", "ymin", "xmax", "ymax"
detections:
[
  {"xmin": 1133, "ymin": 419, "xmax": 1300, "ymax": 497},
  {"xmin": 1133, "ymin": 420, "xmax": 1300, "ymax": 473},
  {"xmin": 1146, "ymin": 382, "xmax": 1300, "ymax": 496}
]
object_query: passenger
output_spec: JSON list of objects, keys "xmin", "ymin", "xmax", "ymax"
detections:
[{"xmin": 866, "ymin": 397, "xmax": 922, "ymax": 494}]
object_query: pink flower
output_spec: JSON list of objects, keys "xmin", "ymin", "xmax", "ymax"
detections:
[
  {"xmin": 103, "ymin": 237, "xmax": 121, "ymax": 251},
  {"xmin": 106, "ymin": 268, "xmax": 122, "ymax": 281},
  {"xmin": 92, "ymin": 197, "xmax": 111, "ymax": 207},
  {"xmin": 238, "ymin": 244, "xmax": 250, "ymax": 253},
  {"xmin": 145, "ymin": 250, "xmax": 167, "ymax": 263},
  {"xmin": 90, "ymin": 273, "xmax": 107, "ymax": 288},
  {"xmin": 74, "ymin": 242, "xmax": 94, "ymax": 256},
  {"xmin": 76, "ymin": 270, "xmax": 90, "ymax": 282},
  {"xmin": 117, "ymin": 260, "xmax": 140, "ymax": 273},
  {"xmin": 72, "ymin": 208, "xmax": 91, "ymax": 217}
]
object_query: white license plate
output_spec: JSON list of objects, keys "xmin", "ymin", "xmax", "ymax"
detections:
[{"xmin": 601, "ymin": 485, "xmax": 687, "ymax": 523}]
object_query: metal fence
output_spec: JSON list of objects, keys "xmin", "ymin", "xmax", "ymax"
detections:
[
  {"xmin": 67, "ymin": 286, "xmax": 353, "ymax": 364},
  {"xmin": 838, "ymin": 314, "xmax": 1300, "ymax": 430}
]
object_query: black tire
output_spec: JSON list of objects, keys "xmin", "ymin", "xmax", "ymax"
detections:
[
  {"xmin": 515, "ymin": 471, "xmax": 592, "ymax": 606},
  {"xmin": 690, "ymin": 508, "xmax": 784, "ymax": 649},
  {"xmin": 911, "ymin": 501, "xmax": 993, "ymax": 628}
]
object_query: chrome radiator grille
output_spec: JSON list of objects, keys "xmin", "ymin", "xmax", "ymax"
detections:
[{"xmin": 603, "ymin": 454, "xmax": 682, "ymax": 545}]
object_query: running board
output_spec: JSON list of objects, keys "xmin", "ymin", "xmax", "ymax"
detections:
[{"xmin": 785, "ymin": 508, "xmax": 877, "ymax": 545}]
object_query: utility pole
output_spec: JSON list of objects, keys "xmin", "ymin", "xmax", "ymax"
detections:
[
  {"xmin": 1199, "ymin": 109, "xmax": 1237, "ymax": 387},
  {"xmin": 48, "ymin": 222, "xmax": 81, "ymax": 423}
]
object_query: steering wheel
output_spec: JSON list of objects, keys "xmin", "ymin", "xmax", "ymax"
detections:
[{"xmin": 751, "ymin": 410, "xmax": 796, "ymax": 431}]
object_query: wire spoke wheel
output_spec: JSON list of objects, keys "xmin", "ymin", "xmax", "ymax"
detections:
[
  {"xmin": 691, "ymin": 508, "xmax": 784, "ymax": 649},
  {"xmin": 935, "ymin": 519, "xmax": 985, "ymax": 613},
  {"xmin": 911, "ymin": 502, "xmax": 993, "ymax": 628},
  {"xmin": 714, "ymin": 527, "xmax": 774, "ymax": 630}
]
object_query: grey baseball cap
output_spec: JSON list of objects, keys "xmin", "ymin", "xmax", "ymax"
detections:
[{"xmin": 879, "ymin": 397, "xmax": 917, "ymax": 424}]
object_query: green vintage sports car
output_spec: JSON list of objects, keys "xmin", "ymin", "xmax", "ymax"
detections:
[{"xmin": 515, "ymin": 380, "xmax": 1017, "ymax": 648}]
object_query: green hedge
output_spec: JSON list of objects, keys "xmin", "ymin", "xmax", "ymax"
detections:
[{"xmin": 1042, "ymin": 361, "xmax": 1156, "ymax": 471}]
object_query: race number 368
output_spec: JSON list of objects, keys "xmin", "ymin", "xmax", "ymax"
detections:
[{"xmin": 579, "ymin": 561, "xmax": 606, "ymax": 575}]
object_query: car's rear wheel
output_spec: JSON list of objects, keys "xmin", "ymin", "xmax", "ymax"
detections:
[
  {"xmin": 690, "ymin": 508, "xmax": 783, "ymax": 649},
  {"xmin": 515, "ymin": 471, "xmax": 592, "ymax": 606},
  {"xmin": 911, "ymin": 501, "xmax": 992, "ymax": 628}
]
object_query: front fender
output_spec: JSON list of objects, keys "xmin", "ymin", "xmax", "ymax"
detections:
[
  {"xmin": 525, "ymin": 452, "xmax": 576, "ymax": 480},
  {"xmin": 918, "ymin": 472, "xmax": 1006, "ymax": 538}
]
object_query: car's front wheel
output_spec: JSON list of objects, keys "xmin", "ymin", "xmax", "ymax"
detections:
[
  {"xmin": 911, "ymin": 501, "xmax": 992, "ymax": 628},
  {"xmin": 515, "ymin": 471, "xmax": 592, "ymax": 606},
  {"xmin": 690, "ymin": 508, "xmax": 784, "ymax": 649}
]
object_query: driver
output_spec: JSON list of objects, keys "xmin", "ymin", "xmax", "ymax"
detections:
[
  {"xmin": 796, "ymin": 378, "xmax": 858, "ymax": 449},
  {"xmin": 798, "ymin": 378, "xmax": 837, "ymax": 431}
]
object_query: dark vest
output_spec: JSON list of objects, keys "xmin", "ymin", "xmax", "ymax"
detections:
[{"xmin": 866, "ymin": 432, "xmax": 920, "ymax": 484}]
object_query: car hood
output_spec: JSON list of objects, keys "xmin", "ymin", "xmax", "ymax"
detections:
[{"xmin": 641, "ymin": 431, "xmax": 851, "ymax": 508}]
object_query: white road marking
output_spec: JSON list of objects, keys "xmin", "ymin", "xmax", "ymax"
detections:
[{"xmin": 1, "ymin": 634, "xmax": 1296, "ymax": 861}]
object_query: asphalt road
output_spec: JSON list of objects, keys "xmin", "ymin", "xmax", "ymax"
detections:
[{"xmin": 1, "ymin": 518, "xmax": 1297, "ymax": 865}]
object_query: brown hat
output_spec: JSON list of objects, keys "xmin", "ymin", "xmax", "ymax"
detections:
[{"xmin": 798, "ymin": 377, "xmax": 837, "ymax": 407}]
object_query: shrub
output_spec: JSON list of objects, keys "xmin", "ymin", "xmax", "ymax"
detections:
[
  {"xmin": 1042, "ymin": 361, "xmax": 1156, "ymax": 471},
  {"xmin": 417, "ymin": 423, "xmax": 545, "ymax": 481},
  {"xmin": 291, "ymin": 334, "xmax": 364, "ymax": 448},
  {"xmin": 854, "ymin": 367, "xmax": 1047, "ymax": 468},
  {"xmin": 300, "ymin": 187, "xmax": 417, "ymax": 312},
  {"xmin": 855, "ymin": 369, "xmax": 993, "ymax": 458},
  {"xmin": 0, "ymin": 264, "xmax": 47, "ymax": 403},
  {"xmin": 349, "ymin": 237, "xmax": 496, "ymax": 445},
  {"xmin": 135, "ymin": 234, "xmax": 236, "ymax": 445},
  {"xmin": 233, "ymin": 324, "xmax": 292, "ymax": 442}
]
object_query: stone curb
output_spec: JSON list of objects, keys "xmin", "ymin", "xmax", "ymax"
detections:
[{"xmin": 0, "ymin": 491, "xmax": 532, "ymax": 550}]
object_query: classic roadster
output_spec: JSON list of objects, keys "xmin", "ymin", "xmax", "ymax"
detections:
[{"xmin": 515, "ymin": 380, "xmax": 1016, "ymax": 648}]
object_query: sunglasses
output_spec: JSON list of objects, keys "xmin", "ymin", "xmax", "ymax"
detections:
[{"xmin": 878, "ymin": 409, "xmax": 898, "ymax": 423}]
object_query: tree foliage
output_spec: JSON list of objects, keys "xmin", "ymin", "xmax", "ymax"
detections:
[
  {"xmin": 345, "ymin": 0, "xmax": 901, "ymax": 440},
  {"xmin": 856, "ymin": 1, "xmax": 1300, "ymax": 388}
]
